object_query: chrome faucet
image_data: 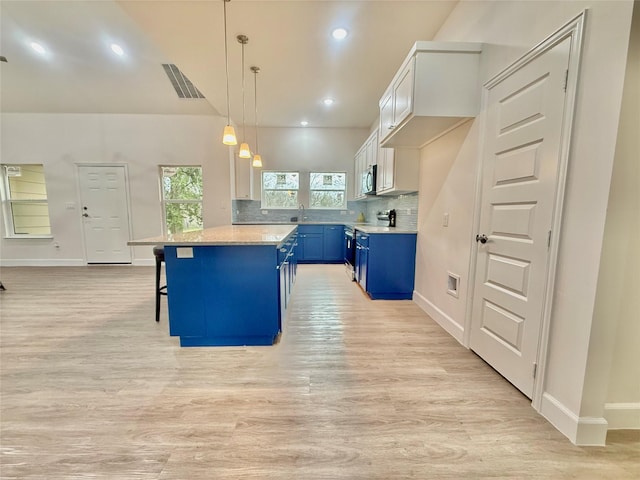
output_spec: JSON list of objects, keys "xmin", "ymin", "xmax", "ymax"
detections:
[{"xmin": 299, "ymin": 203, "xmax": 306, "ymax": 222}]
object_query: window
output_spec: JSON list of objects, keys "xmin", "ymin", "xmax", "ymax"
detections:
[
  {"xmin": 1, "ymin": 164, "xmax": 51, "ymax": 236},
  {"xmin": 160, "ymin": 166, "xmax": 203, "ymax": 234},
  {"xmin": 262, "ymin": 171, "xmax": 299, "ymax": 209},
  {"xmin": 309, "ymin": 172, "xmax": 346, "ymax": 209}
]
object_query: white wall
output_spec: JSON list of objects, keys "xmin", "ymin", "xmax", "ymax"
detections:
[
  {"xmin": 244, "ymin": 126, "xmax": 369, "ymax": 202},
  {"xmin": 413, "ymin": 0, "xmax": 635, "ymax": 444},
  {"xmin": 592, "ymin": 3, "xmax": 640, "ymax": 430},
  {"xmin": 413, "ymin": 120, "xmax": 478, "ymax": 342},
  {"xmin": 0, "ymin": 113, "xmax": 232, "ymax": 265}
]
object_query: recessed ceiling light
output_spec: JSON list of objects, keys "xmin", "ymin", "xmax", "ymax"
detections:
[
  {"xmin": 323, "ymin": 98, "xmax": 334, "ymax": 106},
  {"xmin": 300, "ymin": 121, "xmax": 309, "ymax": 127},
  {"xmin": 110, "ymin": 43, "xmax": 124, "ymax": 56},
  {"xmin": 331, "ymin": 28, "xmax": 348, "ymax": 41},
  {"xmin": 30, "ymin": 42, "xmax": 45, "ymax": 55}
]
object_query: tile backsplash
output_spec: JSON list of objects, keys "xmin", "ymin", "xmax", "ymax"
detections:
[
  {"xmin": 232, "ymin": 192, "xmax": 418, "ymax": 229},
  {"xmin": 363, "ymin": 193, "xmax": 419, "ymax": 230}
]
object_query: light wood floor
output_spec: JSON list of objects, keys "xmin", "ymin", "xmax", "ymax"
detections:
[{"xmin": 0, "ymin": 264, "xmax": 638, "ymax": 479}]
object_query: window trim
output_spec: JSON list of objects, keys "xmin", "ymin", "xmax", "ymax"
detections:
[
  {"xmin": 159, "ymin": 165, "xmax": 204, "ymax": 235},
  {"xmin": 0, "ymin": 164, "xmax": 52, "ymax": 238},
  {"xmin": 308, "ymin": 171, "xmax": 347, "ymax": 210},
  {"xmin": 261, "ymin": 170, "xmax": 300, "ymax": 210}
]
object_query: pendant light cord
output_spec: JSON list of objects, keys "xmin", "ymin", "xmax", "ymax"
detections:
[
  {"xmin": 223, "ymin": 0, "xmax": 231, "ymax": 125},
  {"xmin": 241, "ymin": 40, "xmax": 246, "ymax": 141},
  {"xmin": 253, "ymin": 67, "xmax": 259, "ymax": 153}
]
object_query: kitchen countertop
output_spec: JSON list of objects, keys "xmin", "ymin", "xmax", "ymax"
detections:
[
  {"xmin": 353, "ymin": 225, "xmax": 417, "ymax": 234},
  {"xmin": 232, "ymin": 221, "xmax": 416, "ymax": 234},
  {"xmin": 128, "ymin": 225, "xmax": 297, "ymax": 247}
]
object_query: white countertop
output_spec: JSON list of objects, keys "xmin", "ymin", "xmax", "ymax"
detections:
[
  {"xmin": 354, "ymin": 225, "xmax": 417, "ymax": 234},
  {"xmin": 128, "ymin": 225, "xmax": 297, "ymax": 246},
  {"xmin": 232, "ymin": 221, "xmax": 416, "ymax": 234}
]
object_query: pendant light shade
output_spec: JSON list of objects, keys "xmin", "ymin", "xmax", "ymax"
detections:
[
  {"xmin": 237, "ymin": 34, "xmax": 251, "ymax": 158},
  {"xmin": 238, "ymin": 142, "xmax": 251, "ymax": 158},
  {"xmin": 221, "ymin": 0, "xmax": 237, "ymax": 146},
  {"xmin": 251, "ymin": 65, "xmax": 263, "ymax": 168},
  {"xmin": 223, "ymin": 125, "xmax": 237, "ymax": 145}
]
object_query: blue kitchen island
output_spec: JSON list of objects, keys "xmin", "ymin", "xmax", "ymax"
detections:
[{"xmin": 129, "ymin": 225, "xmax": 297, "ymax": 347}]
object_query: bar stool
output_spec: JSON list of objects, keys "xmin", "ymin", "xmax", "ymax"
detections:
[{"xmin": 153, "ymin": 245, "xmax": 167, "ymax": 322}]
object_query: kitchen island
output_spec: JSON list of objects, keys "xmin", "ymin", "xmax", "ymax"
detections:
[{"xmin": 129, "ymin": 225, "xmax": 297, "ymax": 347}]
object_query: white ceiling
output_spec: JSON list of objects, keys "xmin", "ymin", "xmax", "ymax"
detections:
[{"xmin": 0, "ymin": 0, "xmax": 458, "ymax": 128}]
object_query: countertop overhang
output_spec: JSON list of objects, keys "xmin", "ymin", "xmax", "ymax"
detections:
[{"xmin": 128, "ymin": 225, "xmax": 297, "ymax": 247}]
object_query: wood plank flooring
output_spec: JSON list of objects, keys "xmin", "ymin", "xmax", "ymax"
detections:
[{"xmin": 0, "ymin": 264, "xmax": 638, "ymax": 479}]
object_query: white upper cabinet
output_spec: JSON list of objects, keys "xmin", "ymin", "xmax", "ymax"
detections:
[
  {"xmin": 379, "ymin": 41, "xmax": 483, "ymax": 148},
  {"xmin": 376, "ymin": 146, "xmax": 420, "ymax": 196},
  {"xmin": 234, "ymin": 157, "xmax": 253, "ymax": 200},
  {"xmin": 353, "ymin": 129, "xmax": 379, "ymax": 200}
]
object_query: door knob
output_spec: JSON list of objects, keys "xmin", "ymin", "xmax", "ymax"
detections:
[{"xmin": 475, "ymin": 234, "xmax": 488, "ymax": 244}]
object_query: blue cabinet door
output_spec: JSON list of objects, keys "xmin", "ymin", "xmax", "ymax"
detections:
[
  {"xmin": 298, "ymin": 225, "xmax": 324, "ymax": 261},
  {"xmin": 300, "ymin": 233, "xmax": 323, "ymax": 260},
  {"xmin": 323, "ymin": 225, "xmax": 344, "ymax": 262},
  {"xmin": 355, "ymin": 232, "xmax": 369, "ymax": 288},
  {"xmin": 366, "ymin": 234, "xmax": 417, "ymax": 300}
]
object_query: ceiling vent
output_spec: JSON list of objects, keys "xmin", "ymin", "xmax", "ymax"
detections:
[{"xmin": 162, "ymin": 64, "xmax": 205, "ymax": 99}]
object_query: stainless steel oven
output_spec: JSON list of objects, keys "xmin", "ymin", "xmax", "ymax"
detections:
[{"xmin": 344, "ymin": 226, "xmax": 355, "ymax": 280}]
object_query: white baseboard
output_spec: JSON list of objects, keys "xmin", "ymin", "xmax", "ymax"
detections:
[
  {"xmin": 540, "ymin": 392, "xmax": 608, "ymax": 446},
  {"xmin": 0, "ymin": 259, "xmax": 155, "ymax": 267},
  {"xmin": 413, "ymin": 290, "xmax": 464, "ymax": 345},
  {"xmin": 0, "ymin": 259, "xmax": 85, "ymax": 267},
  {"xmin": 604, "ymin": 402, "xmax": 640, "ymax": 429}
]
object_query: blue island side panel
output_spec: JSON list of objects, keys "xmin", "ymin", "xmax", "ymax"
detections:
[{"xmin": 164, "ymin": 244, "xmax": 280, "ymax": 346}]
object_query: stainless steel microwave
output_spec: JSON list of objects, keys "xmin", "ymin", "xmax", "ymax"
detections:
[{"xmin": 363, "ymin": 165, "xmax": 377, "ymax": 195}]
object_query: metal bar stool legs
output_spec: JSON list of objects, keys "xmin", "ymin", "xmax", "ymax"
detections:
[{"xmin": 153, "ymin": 246, "xmax": 167, "ymax": 322}]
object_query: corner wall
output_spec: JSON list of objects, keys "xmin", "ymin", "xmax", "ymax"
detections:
[
  {"xmin": 413, "ymin": 0, "xmax": 634, "ymax": 444},
  {"xmin": 590, "ymin": 3, "xmax": 640, "ymax": 430}
]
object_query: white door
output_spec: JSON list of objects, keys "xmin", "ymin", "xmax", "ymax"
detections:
[
  {"xmin": 78, "ymin": 165, "xmax": 132, "ymax": 264},
  {"xmin": 469, "ymin": 38, "xmax": 571, "ymax": 397}
]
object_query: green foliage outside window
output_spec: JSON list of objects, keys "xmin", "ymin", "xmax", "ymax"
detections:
[{"xmin": 161, "ymin": 166, "xmax": 203, "ymax": 234}]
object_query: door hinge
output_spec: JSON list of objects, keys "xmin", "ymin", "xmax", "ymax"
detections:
[
  {"xmin": 547, "ymin": 230, "xmax": 552, "ymax": 249},
  {"xmin": 533, "ymin": 362, "xmax": 538, "ymax": 379},
  {"xmin": 563, "ymin": 69, "xmax": 569, "ymax": 92}
]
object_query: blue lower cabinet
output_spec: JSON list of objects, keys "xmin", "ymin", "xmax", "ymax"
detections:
[
  {"xmin": 298, "ymin": 224, "xmax": 344, "ymax": 263},
  {"xmin": 356, "ymin": 232, "xmax": 417, "ymax": 300},
  {"xmin": 298, "ymin": 225, "xmax": 323, "ymax": 261},
  {"xmin": 165, "ymin": 244, "xmax": 283, "ymax": 346},
  {"xmin": 323, "ymin": 225, "xmax": 344, "ymax": 262}
]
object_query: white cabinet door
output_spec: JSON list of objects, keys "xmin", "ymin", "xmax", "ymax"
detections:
[
  {"xmin": 379, "ymin": 91, "xmax": 394, "ymax": 139},
  {"xmin": 365, "ymin": 130, "xmax": 378, "ymax": 167},
  {"xmin": 354, "ymin": 149, "xmax": 365, "ymax": 199},
  {"xmin": 392, "ymin": 59, "xmax": 414, "ymax": 128},
  {"xmin": 234, "ymin": 157, "xmax": 253, "ymax": 199},
  {"xmin": 381, "ymin": 147, "xmax": 395, "ymax": 192}
]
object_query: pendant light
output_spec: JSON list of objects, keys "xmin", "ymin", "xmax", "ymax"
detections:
[
  {"xmin": 251, "ymin": 66, "xmax": 263, "ymax": 168},
  {"xmin": 221, "ymin": 0, "xmax": 237, "ymax": 145},
  {"xmin": 237, "ymin": 35, "xmax": 251, "ymax": 158}
]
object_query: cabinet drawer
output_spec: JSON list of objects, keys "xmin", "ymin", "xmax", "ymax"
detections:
[{"xmin": 297, "ymin": 225, "xmax": 324, "ymax": 234}]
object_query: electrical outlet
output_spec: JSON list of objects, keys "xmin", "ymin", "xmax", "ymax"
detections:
[
  {"xmin": 262, "ymin": 210, "xmax": 269, "ymax": 215},
  {"xmin": 443, "ymin": 213, "xmax": 449, "ymax": 227}
]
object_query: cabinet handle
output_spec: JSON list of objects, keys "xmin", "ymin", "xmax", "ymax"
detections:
[
  {"xmin": 388, "ymin": 124, "xmax": 395, "ymax": 130},
  {"xmin": 280, "ymin": 248, "xmax": 287, "ymax": 252}
]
